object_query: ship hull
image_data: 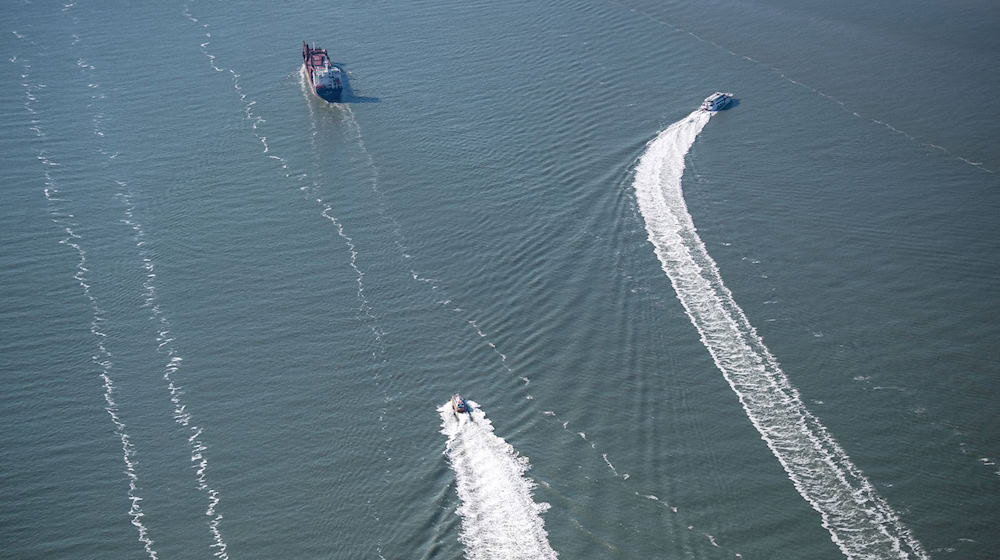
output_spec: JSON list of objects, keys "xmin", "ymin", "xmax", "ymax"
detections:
[
  {"xmin": 314, "ymin": 86, "xmax": 343, "ymax": 103},
  {"xmin": 302, "ymin": 42, "xmax": 343, "ymax": 104},
  {"xmin": 303, "ymin": 65, "xmax": 343, "ymax": 103}
]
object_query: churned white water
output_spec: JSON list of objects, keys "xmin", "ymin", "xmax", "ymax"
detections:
[
  {"xmin": 439, "ymin": 401, "xmax": 558, "ymax": 560},
  {"xmin": 632, "ymin": 109, "xmax": 927, "ymax": 559}
]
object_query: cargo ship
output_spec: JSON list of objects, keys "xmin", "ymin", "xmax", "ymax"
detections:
[{"xmin": 302, "ymin": 42, "xmax": 343, "ymax": 103}]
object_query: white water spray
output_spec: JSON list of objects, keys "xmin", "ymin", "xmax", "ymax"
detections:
[
  {"xmin": 632, "ymin": 109, "xmax": 927, "ymax": 559},
  {"xmin": 439, "ymin": 401, "xmax": 558, "ymax": 560}
]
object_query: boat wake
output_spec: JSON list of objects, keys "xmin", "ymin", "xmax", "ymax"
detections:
[
  {"xmin": 71, "ymin": 7, "xmax": 233, "ymax": 556},
  {"xmin": 632, "ymin": 109, "xmax": 927, "ymax": 559},
  {"xmin": 183, "ymin": 6, "xmax": 390, "ymax": 555},
  {"xmin": 116, "ymin": 190, "xmax": 229, "ymax": 559},
  {"xmin": 439, "ymin": 401, "xmax": 558, "ymax": 560},
  {"xmin": 14, "ymin": 29, "xmax": 159, "ymax": 559},
  {"xmin": 184, "ymin": 4, "xmax": 385, "ymax": 354},
  {"xmin": 323, "ymin": 40, "xmax": 716, "ymax": 552}
]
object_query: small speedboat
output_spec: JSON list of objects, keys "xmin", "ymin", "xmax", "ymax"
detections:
[
  {"xmin": 451, "ymin": 393, "xmax": 470, "ymax": 414},
  {"xmin": 701, "ymin": 91, "xmax": 734, "ymax": 111}
]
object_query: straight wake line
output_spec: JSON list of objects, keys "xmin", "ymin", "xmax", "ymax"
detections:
[
  {"xmin": 14, "ymin": 31, "xmax": 158, "ymax": 556},
  {"xmin": 183, "ymin": 5, "xmax": 385, "ymax": 352},
  {"xmin": 58, "ymin": 5, "xmax": 230, "ymax": 555},
  {"xmin": 301, "ymin": 82, "xmax": 391, "ymax": 560},
  {"xmin": 439, "ymin": 402, "xmax": 558, "ymax": 560},
  {"xmin": 117, "ymin": 191, "xmax": 229, "ymax": 560},
  {"xmin": 632, "ymin": 109, "xmax": 927, "ymax": 559},
  {"xmin": 298, "ymin": 74, "xmax": 385, "ymax": 352},
  {"xmin": 184, "ymin": 6, "xmax": 390, "ymax": 556}
]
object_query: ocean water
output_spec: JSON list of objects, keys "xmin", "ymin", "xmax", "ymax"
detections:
[{"xmin": 2, "ymin": 1, "xmax": 998, "ymax": 559}]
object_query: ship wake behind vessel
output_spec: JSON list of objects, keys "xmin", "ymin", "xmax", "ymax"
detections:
[
  {"xmin": 438, "ymin": 399, "xmax": 558, "ymax": 559},
  {"xmin": 302, "ymin": 42, "xmax": 343, "ymax": 103}
]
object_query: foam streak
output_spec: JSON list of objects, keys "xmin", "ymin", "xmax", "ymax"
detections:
[
  {"xmin": 117, "ymin": 191, "xmax": 229, "ymax": 559},
  {"xmin": 18, "ymin": 37, "xmax": 158, "ymax": 554},
  {"xmin": 439, "ymin": 402, "xmax": 558, "ymax": 560},
  {"xmin": 632, "ymin": 109, "xmax": 927, "ymax": 559},
  {"xmin": 183, "ymin": 6, "xmax": 388, "ymax": 553},
  {"xmin": 61, "ymin": 15, "xmax": 230, "ymax": 555}
]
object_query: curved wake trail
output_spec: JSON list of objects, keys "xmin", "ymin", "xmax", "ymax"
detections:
[
  {"xmin": 330, "ymin": 48, "xmax": 722, "ymax": 551},
  {"xmin": 439, "ymin": 402, "xmax": 558, "ymax": 560},
  {"xmin": 13, "ymin": 31, "xmax": 158, "ymax": 558},
  {"xmin": 633, "ymin": 109, "xmax": 927, "ymax": 559}
]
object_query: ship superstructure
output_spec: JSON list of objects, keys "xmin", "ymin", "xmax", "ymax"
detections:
[{"xmin": 302, "ymin": 42, "xmax": 343, "ymax": 103}]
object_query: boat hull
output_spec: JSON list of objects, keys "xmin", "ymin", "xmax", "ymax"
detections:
[
  {"xmin": 302, "ymin": 42, "xmax": 343, "ymax": 104},
  {"xmin": 313, "ymin": 84, "xmax": 343, "ymax": 103}
]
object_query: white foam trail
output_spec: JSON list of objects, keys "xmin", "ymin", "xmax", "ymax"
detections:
[
  {"xmin": 302, "ymin": 101, "xmax": 389, "ymax": 556},
  {"xmin": 66, "ymin": 222, "xmax": 160, "ymax": 560},
  {"xmin": 63, "ymin": 221, "xmax": 159, "ymax": 560},
  {"xmin": 187, "ymin": 7, "xmax": 383, "ymax": 352},
  {"xmin": 15, "ymin": 30, "xmax": 159, "ymax": 557},
  {"xmin": 298, "ymin": 75, "xmax": 384, "ymax": 349},
  {"xmin": 601, "ymin": 453, "xmax": 618, "ymax": 476},
  {"xmin": 60, "ymin": 18, "xmax": 229, "ymax": 555},
  {"xmin": 184, "ymin": 9, "xmax": 388, "ymax": 551},
  {"xmin": 117, "ymin": 191, "xmax": 229, "ymax": 559},
  {"xmin": 633, "ymin": 109, "xmax": 927, "ymax": 559},
  {"xmin": 439, "ymin": 401, "xmax": 558, "ymax": 560}
]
